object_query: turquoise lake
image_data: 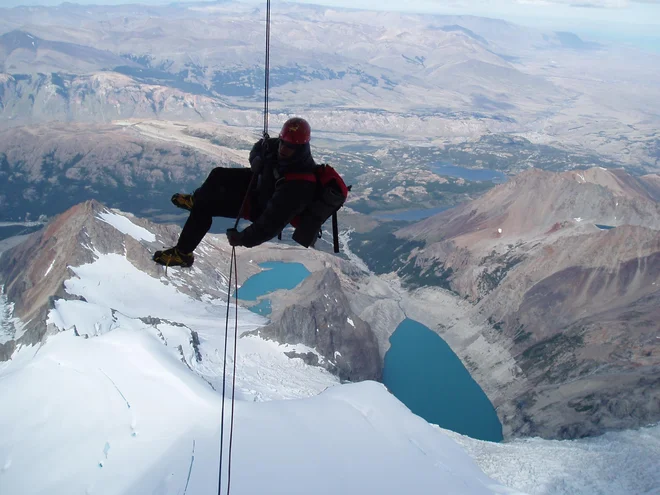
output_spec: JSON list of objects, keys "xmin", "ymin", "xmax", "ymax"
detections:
[
  {"xmin": 383, "ymin": 318, "xmax": 503, "ymax": 442},
  {"xmin": 237, "ymin": 262, "xmax": 311, "ymax": 316}
]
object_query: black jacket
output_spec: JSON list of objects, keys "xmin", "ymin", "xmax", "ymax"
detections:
[{"xmin": 241, "ymin": 137, "xmax": 317, "ymax": 247}]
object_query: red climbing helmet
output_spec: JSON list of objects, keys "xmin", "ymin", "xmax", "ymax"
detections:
[{"xmin": 279, "ymin": 117, "xmax": 311, "ymax": 145}]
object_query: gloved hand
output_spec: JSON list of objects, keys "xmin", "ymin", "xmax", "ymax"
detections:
[
  {"xmin": 226, "ymin": 228, "xmax": 244, "ymax": 247},
  {"xmin": 249, "ymin": 155, "xmax": 263, "ymax": 173}
]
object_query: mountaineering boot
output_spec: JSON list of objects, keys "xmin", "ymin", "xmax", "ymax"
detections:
[
  {"xmin": 153, "ymin": 247, "xmax": 194, "ymax": 268},
  {"xmin": 171, "ymin": 193, "xmax": 194, "ymax": 211}
]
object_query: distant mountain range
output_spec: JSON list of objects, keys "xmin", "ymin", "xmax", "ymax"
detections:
[
  {"xmin": 1, "ymin": 2, "xmax": 658, "ymax": 171},
  {"xmin": 0, "ymin": 120, "xmax": 495, "ymax": 227},
  {"xmin": 0, "ymin": 30, "xmax": 137, "ymax": 74}
]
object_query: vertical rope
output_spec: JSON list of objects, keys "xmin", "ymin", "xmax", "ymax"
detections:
[
  {"xmin": 263, "ymin": 0, "xmax": 271, "ymax": 137},
  {"xmin": 226, "ymin": 248, "xmax": 240, "ymax": 493},
  {"xmin": 217, "ymin": 247, "xmax": 236, "ymax": 495},
  {"xmin": 218, "ymin": 2, "xmax": 272, "ymax": 493}
]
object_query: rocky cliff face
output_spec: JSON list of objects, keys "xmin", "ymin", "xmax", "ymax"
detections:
[
  {"xmin": 640, "ymin": 174, "xmax": 660, "ymax": 201},
  {"xmin": 400, "ymin": 168, "xmax": 660, "ymax": 246},
  {"xmin": 0, "ymin": 201, "xmax": 110, "ymax": 356},
  {"xmin": 256, "ymin": 268, "xmax": 382, "ymax": 383},
  {"xmin": 395, "ymin": 167, "xmax": 660, "ymax": 438},
  {"xmin": 485, "ymin": 226, "xmax": 660, "ymax": 438}
]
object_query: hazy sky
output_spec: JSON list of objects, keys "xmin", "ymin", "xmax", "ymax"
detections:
[{"xmin": 3, "ymin": 0, "xmax": 660, "ymax": 36}]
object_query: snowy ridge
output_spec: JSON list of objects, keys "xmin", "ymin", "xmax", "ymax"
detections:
[
  {"xmin": 0, "ymin": 319, "xmax": 516, "ymax": 495},
  {"xmin": 46, "ymin": 248, "xmax": 338, "ymax": 402},
  {"xmin": 97, "ymin": 211, "xmax": 156, "ymax": 243}
]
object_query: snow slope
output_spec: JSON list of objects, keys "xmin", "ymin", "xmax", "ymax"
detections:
[
  {"xmin": 448, "ymin": 426, "xmax": 660, "ymax": 495},
  {"xmin": 0, "ymin": 330, "xmax": 516, "ymax": 495}
]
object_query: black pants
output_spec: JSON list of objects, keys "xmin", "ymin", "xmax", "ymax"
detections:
[{"xmin": 177, "ymin": 167, "xmax": 253, "ymax": 254}]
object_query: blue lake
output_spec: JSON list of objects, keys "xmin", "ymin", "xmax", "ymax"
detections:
[
  {"xmin": 237, "ymin": 262, "xmax": 311, "ymax": 315},
  {"xmin": 431, "ymin": 163, "xmax": 508, "ymax": 183},
  {"xmin": 383, "ymin": 318, "xmax": 503, "ymax": 442},
  {"xmin": 595, "ymin": 224, "xmax": 615, "ymax": 230}
]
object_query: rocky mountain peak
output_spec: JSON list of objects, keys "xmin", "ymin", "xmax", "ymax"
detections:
[
  {"xmin": 0, "ymin": 199, "xmax": 191, "ymax": 357},
  {"xmin": 256, "ymin": 268, "xmax": 382, "ymax": 382}
]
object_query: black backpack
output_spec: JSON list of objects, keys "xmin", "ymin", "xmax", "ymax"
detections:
[{"xmin": 283, "ymin": 164, "xmax": 351, "ymax": 253}]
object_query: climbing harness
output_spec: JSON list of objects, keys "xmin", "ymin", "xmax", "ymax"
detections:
[{"xmin": 217, "ymin": 1, "xmax": 272, "ymax": 494}]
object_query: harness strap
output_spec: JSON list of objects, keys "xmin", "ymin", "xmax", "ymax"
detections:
[{"xmin": 332, "ymin": 212, "xmax": 339, "ymax": 253}]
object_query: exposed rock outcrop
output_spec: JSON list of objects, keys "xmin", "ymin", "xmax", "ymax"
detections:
[
  {"xmin": 255, "ymin": 268, "xmax": 382, "ymax": 382},
  {"xmin": 0, "ymin": 201, "xmax": 110, "ymax": 348}
]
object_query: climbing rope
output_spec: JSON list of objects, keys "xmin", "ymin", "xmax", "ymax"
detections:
[
  {"xmin": 217, "ymin": 1, "xmax": 272, "ymax": 494},
  {"xmin": 226, "ymin": 252, "xmax": 239, "ymax": 492},
  {"xmin": 217, "ymin": 246, "xmax": 239, "ymax": 495},
  {"xmin": 263, "ymin": 0, "xmax": 271, "ymax": 138}
]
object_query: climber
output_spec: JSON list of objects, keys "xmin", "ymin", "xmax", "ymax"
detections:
[{"xmin": 153, "ymin": 117, "xmax": 318, "ymax": 267}]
